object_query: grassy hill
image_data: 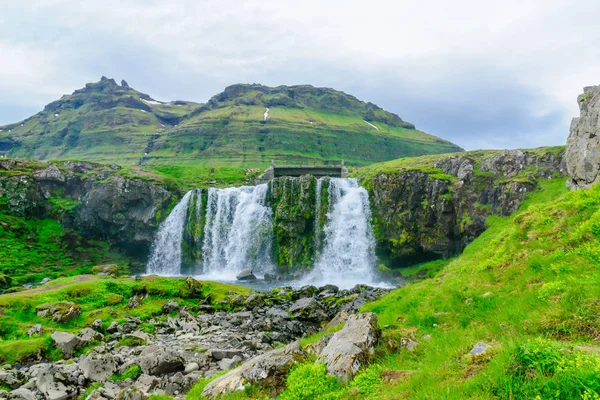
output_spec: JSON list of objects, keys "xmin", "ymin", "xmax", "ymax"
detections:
[{"xmin": 0, "ymin": 78, "xmax": 462, "ymax": 167}]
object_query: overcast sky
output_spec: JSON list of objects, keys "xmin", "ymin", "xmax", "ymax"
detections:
[{"xmin": 1, "ymin": 0, "xmax": 599, "ymax": 150}]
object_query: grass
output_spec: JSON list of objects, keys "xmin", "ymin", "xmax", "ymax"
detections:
[
  {"xmin": 187, "ymin": 178, "xmax": 600, "ymax": 399},
  {"xmin": 0, "ymin": 275, "xmax": 251, "ymax": 364}
]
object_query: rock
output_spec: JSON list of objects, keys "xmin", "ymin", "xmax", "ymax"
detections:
[
  {"xmin": 78, "ymin": 327, "xmax": 104, "ymax": 343},
  {"xmin": 288, "ymin": 297, "xmax": 328, "ymax": 322},
  {"xmin": 27, "ymin": 324, "xmax": 44, "ymax": 337},
  {"xmin": 207, "ymin": 349, "xmax": 244, "ymax": 361},
  {"xmin": 36, "ymin": 366, "xmax": 77, "ymax": 400},
  {"xmin": 325, "ymin": 309, "xmax": 351, "ymax": 329},
  {"xmin": 128, "ymin": 295, "xmax": 144, "ymax": 309},
  {"xmin": 469, "ymin": 342, "xmax": 491, "ymax": 356},
  {"xmin": 244, "ymin": 294, "xmax": 264, "ymax": 309},
  {"xmin": 80, "ymin": 352, "xmax": 117, "ymax": 382},
  {"xmin": 134, "ymin": 374, "xmax": 161, "ymax": 394},
  {"xmin": 198, "ymin": 305, "xmax": 215, "ymax": 314},
  {"xmin": 184, "ymin": 363, "xmax": 199, "ymax": 374},
  {"xmin": 138, "ymin": 346, "xmax": 184, "ymax": 376},
  {"xmin": 202, "ymin": 341, "xmax": 305, "ymax": 398},
  {"xmin": 162, "ymin": 300, "xmax": 180, "ymax": 314},
  {"xmin": 0, "ymin": 370, "xmax": 23, "ymax": 389},
  {"xmin": 479, "ymin": 150, "xmax": 526, "ymax": 178},
  {"xmin": 107, "ymin": 321, "xmax": 119, "ymax": 333},
  {"xmin": 317, "ymin": 313, "xmax": 381, "ymax": 382},
  {"xmin": 36, "ymin": 302, "xmax": 81, "ymax": 323},
  {"xmin": 8, "ymin": 388, "xmax": 35, "ymax": 400},
  {"xmin": 31, "ymin": 164, "xmax": 66, "ymax": 183},
  {"xmin": 90, "ymin": 319, "xmax": 103, "ymax": 331},
  {"xmin": 566, "ymin": 85, "xmax": 600, "ymax": 190},
  {"xmin": 218, "ymin": 356, "xmax": 242, "ymax": 371},
  {"xmin": 51, "ymin": 332, "xmax": 82, "ymax": 358},
  {"xmin": 40, "ymin": 277, "xmax": 51, "ymax": 285},
  {"xmin": 116, "ymin": 387, "xmax": 146, "ymax": 400},
  {"xmin": 236, "ymin": 269, "xmax": 257, "ymax": 281}
]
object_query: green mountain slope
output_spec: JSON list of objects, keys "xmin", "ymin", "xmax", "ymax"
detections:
[{"xmin": 0, "ymin": 78, "xmax": 463, "ymax": 167}]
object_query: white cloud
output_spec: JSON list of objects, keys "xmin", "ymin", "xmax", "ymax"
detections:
[{"xmin": 2, "ymin": 0, "xmax": 599, "ymax": 148}]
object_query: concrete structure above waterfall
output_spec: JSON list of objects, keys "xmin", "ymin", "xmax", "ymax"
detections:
[{"xmin": 257, "ymin": 160, "xmax": 349, "ymax": 182}]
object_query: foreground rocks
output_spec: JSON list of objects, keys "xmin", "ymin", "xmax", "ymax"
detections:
[
  {"xmin": 566, "ymin": 85, "xmax": 600, "ymax": 190},
  {"xmin": 0, "ymin": 284, "xmax": 389, "ymax": 399}
]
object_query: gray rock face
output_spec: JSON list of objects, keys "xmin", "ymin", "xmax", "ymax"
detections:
[
  {"xmin": 27, "ymin": 324, "xmax": 44, "ymax": 337},
  {"xmin": 566, "ymin": 85, "xmax": 600, "ymax": 190},
  {"xmin": 36, "ymin": 366, "xmax": 77, "ymax": 400},
  {"xmin": 236, "ymin": 269, "xmax": 257, "ymax": 281},
  {"xmin": 80, "ymin": 352, "xmax": 117, "ymax": 382},
  {"xmin": 316, "ymin": 313, "xmax": 381, "ymax": 382},
  {"xmin": 31, "ymin": 164, "xmax": 66, "ymax": 183},
  {"xmin": 51, "ymin": 332, "xmax": 82, "ymax": 358},
  {"xmin": 8, "ymin": 388, "xmax": 35, "ymax": 400},
  {"xmin": 288, "ymin": 297, "xmax": 328, "ymax": 322},
  {"xmin": 469, "ymin": 342, "xmax": 491, "ymax": 356},
  {"xmin": 78, "ymin": 328, "xmax": 104, "ymax": 344},
  {"xmin": 137, "ymin": 346, "xmax": 184, "ymax": 376},
  {"xmin": 202, "ymin": 341, "xmax": 306, "ymax": 399}
]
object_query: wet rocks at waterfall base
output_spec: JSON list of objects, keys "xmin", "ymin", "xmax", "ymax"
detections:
[{"xmin": 0, "ymin": 284, "xmax": 390, "ymax": 399}]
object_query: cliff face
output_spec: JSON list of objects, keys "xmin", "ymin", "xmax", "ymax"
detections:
[
  {"xmin": 0, "ymin": 160, "xmax": 178, "ymax": 260},
  {"xmin": 360, "ymin": 148, "xmax": 566, "ymax": 267},
  {"xmin": 566, "ymin": 85, "xmax": 600, "ymax": 190}
]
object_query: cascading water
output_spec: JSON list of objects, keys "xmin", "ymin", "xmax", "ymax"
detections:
[
  {"xmin": 201, "ymin": 184, "xmax": 273, "ymax": 278},
  {"xmin": 314, "ymin": 178, "xmax": 323, "ymax": 253},
  {"xmin": 146, "ymin": 190, "xmax": 193, "ymax": 275},
  {"xmin": 303, "ymin": 178, "xmax": 378, "ymax": 288}
]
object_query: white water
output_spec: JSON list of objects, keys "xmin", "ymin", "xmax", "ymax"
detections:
[
  {"xmin": 302, "ymin": 178, "xmax": 378, "ymax": 289},
  {"xmin": 314, "ymin": 178, "xmax": 324, "ymax": 253},
  {"xmin": 263, "ymin": 107, "xmax": 270, "ymax": 121},
  {"xmin": 146, "ymin": 190, "xmax": 193, "ymax": 275},
  {"xmin": 200, "ymin": 184, "xmax": 273, "ymax": 279}
]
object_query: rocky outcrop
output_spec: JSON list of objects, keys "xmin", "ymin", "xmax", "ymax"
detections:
[
  {"xmin": 0, "ymin": 160, "xmax": 178, "ymax": 260},
  {"xmin": 363, "ymin": 148, "xmax": 566, "ymax": 266},
  {"xmin": 566, "ymin": 85, "xmax": 600, "ymax": 190},
  {"xmin": 316, "ymin": 313, "xmax": 381, "ymax": 382},
  {"xmin": 202, "ymin": 341, "xmax": 306, "ymax": 398}
]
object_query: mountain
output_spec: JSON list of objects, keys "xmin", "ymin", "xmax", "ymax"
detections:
[{"xmin": 0, "ymin": 77, "xmax": 463, "ymax": 167}]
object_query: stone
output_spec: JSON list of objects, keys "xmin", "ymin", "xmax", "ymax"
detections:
[
  {"xmin": 469, "ymin": 342, "xmax": 491, "ymax": 356},
  {"xmin": 80, "ymin": 351, "xmax": 117, "ymax": 382},
  {"xmin": 51, "ymin": 332, "xmax": 82, "ymax": 358},
  {"xmin": 134, "ymin": 374, "xmax": 161, "ymax": 394},
  {"xmin": 36, "ymin": 366, "xmax": 77, "ymax": 400},
  {"xmin": 107, "ymin": 321, "xmax": 119, "ymax": 333},
  {"xmin": 116, "ymin": 387, "xmax": 146, "ymax": 400},
  {"xmin": 288, "ymin": 297, "xmax": 328, "ymax": 322},
  {"xmin": 184, "ymin": 362, "xmax": 199, "ymax": 374},
  {"xmin": 236, "ymin": 269, "xmax": 257, "ymax": 281},
  {"xmin": 8, "ymin": 388, "xmax": 35, "ymax": 400},
  {"xmin": 162, "ymin": 300, "xmax": 180, "ymax": 314},
  {"xmin": 207, "ymin": 349, "xmax": 244, "ymax": 361},
  {"xmin": 31, "ymin": 164, "xmax": 66, "ymax": 183},
  {"xmin": 218, "ymin": 355, "xmax": 242, "ymax": 371},
  {"xmin": 316, "ymin": 313, "xmax": 381, "ymax": 382},
  {"xmin": 202, "ymin": 341, "xmax": 305, "ymax": 398},
  {"xmin": 566, "ymin": 85, "xmax": 600, "ymax": 190},
  {"xmin": 36, "ymin": 302, "xmax": 82, "ymax": 323},
  {"xmin": 244, "ymin": 294, "xmax": 264, "ymax": 308},
  {"xmin": 78, "ymin": 327, "xmax": 104, "ymax": 343},
  {"xmin": 137, "ymin": 346, "xmax": 184, "ymax": 376},
  {"xmin": 90, "ymin": 319, "xmax": 103, "ymax": 331},
  {"xmin": 27, "ymin": 324, "xmax": 44, "ymax": 337},
  {"xmin": 128, "ymin": 295, "xmax": 144, "ymax": 309},
  {"xmin": 0, "ymin": 370, "xmax": 23, "ymax": 389}
]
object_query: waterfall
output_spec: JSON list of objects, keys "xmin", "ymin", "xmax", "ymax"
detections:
[
  {"xmin": 314, "ymin": 178, "xmax": 323, "ymax": 253},
  {"xmin": 306, "ymin": 178, "xmax": 377, "ymax": 288},
  {"xmin": 201, "ymin": 184, "xmax": 273, "ymax": 278},
  {"xmin": 146, "ymin": 190, "xmax": 193, "ymax": 275}
]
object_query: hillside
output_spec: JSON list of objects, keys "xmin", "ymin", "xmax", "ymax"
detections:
[{"xmin": 0, "ymin": 78, "xmax": 463, "ymax": 167}]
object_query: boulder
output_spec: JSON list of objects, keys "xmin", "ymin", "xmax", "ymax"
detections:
[
  {"xmin": 469, "ymin": 342, "xmax": 491, "ymax": 356},
  {"xmin": 51, "ymin": 332, "xmax": 82, "ymax": 358},
  {"xmin": 207, "ymin": 349, "xmax": 244, "ymax": 361},
  {"xmin": 27, "ymin": 324, "xmax": 44, "ymax": 337},
  {"xmin": 78, "ymin": 327, "xmax": 104, "ymax": 344},
  {"xmin": 0, "ymin": 370, "xmax": 24, "ymax": 389},
  {"xmin": 184, "ymin": 362, "xmax": 199, "ymax": 374},
  {"xmin": 236, "ymin": 269, "xmax": 257, "ymax": 281},
  {"xmin": 116, "ymin": 387, "xmax": 146, "ymax": 400},
  {"xmin": 288, "ymin": 297, "xmax": 328, "ymax": 322},
  {"xmin": 218, "ymin": 355, "xmax": 242, "ymax": 371},
  {"xmin": 8, "ymin": 388, "xmax": 35, "ymax": 400},
  {"xmin": 137, "ymin": 346, "xmax": 184, "ymax": 376},
  {"xmin": 36, "ymin": 366, "xmax": 77, "ymax": 400},
  {"xmin": 566, "ymin": 85, "xmax": 600, "ymax": 190},
  {"xmin": 127, "ymin": 295, "xmax": 144, "ymax": 309},
  {"xmin": 80, "ymin": 351, "xmax": 117, "ymax": 382},
  {"xmin": 244, "ymin": 293, "xmax": 264, "ymax": 309},
  {"xmin": 202, "ymin": 341, "xmax": 305, "ymax": 398},
  {"xmin": 162, "ymin": 300, "xmax": 180, "ymax": 314},
  {"xmin": 316, "ymin": 313, "xmax": 381, "ymax": 382},
  {"xmin": 90, "ymin": 319, "xmax": 103, "ymax": 331},
  {"xmin": 36, "ymin": 302, "xmax": 81, "ymax": 323},
  {"xmin": 31, "ymin": 164, "xmax": 66, "ymax": 183}
]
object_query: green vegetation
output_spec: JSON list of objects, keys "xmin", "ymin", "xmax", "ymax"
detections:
[
  {"xmin": 0, "ymin": 275, "xmax": 251, "ymax": 364},
  {"xmin": 0, "ymin": 213, "xmax": 126, "ymax": 288},
  {"xmin": 0, "ymin": 78, "xmax": 462, "ymax": 168},
  {"xmin": 111, "ymin": 364, "xmax": 143, "ymax": 381}
]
